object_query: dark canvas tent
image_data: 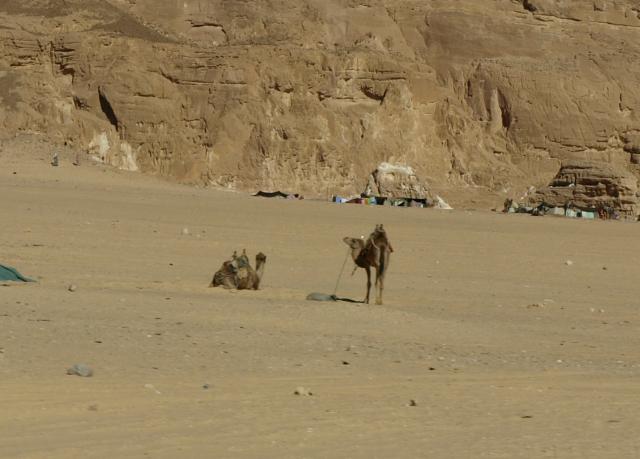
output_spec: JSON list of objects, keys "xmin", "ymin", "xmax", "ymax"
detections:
[
  {"xmin": 0, "ymin": 264, "xmax": 35, "ymax": 282},
  {"xmin": 253, "ymin": 191, "xmax": 303, "ymax": 199}
]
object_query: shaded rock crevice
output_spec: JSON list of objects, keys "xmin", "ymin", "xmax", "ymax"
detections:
[{"xmin": 98, "ymin": 87, "xmax": 119, "ymax": 131}]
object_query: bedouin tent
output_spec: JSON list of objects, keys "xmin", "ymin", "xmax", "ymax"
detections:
[
  {"xmin": 0, "ymin": 264, "xmax": 35, "ymax": 282},
  {"xmin": 253, "ymin": 191, "xmax": 303, "ymax": 199}
]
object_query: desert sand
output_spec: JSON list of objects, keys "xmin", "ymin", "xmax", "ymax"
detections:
[{"xmin": 1, "ymin": 141, "xmax": 639, "ymax": 458}]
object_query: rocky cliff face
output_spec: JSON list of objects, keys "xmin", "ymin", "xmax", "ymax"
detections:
[{"xmin": 2, "ymin": 0, "xmax": 640, "ymax": 198}]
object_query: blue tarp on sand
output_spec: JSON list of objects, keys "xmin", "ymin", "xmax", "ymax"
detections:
[{"xmin": 0, "ymin": 264, "xmax": 35, "ymax": 282}]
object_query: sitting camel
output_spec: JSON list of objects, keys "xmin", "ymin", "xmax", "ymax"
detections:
[
  {"xmin": 234, "ymin": 249, "xmax": 267, "ymax": 290},
  {"xmin": 343, "ymin": 224, "xmax": 393, "ymax": 305},
  {"xmin": 209, "ymin": 259, "xmax": 238, "ymax": 289},
  {"xmin": 209, "ymin": 250, "xmax": 267, "ymax": 290}
]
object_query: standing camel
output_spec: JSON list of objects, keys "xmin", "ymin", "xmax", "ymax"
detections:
[{"xmin": 343, "ymin": 224, "xmax": 393, "ymax": 305}]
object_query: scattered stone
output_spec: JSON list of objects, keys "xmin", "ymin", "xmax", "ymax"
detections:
[
  {"xmin": 51, "ymin": 153, "xmax": 59, "ymax": 167},
  {"xmin": 306, "ymin": 292, "xmax": 336, "ymax": 302},
  {"xmin": 521, "ymin": 415, "xmax": 533, "ymax": 419},
  {"xmin": 527, "ymin": 303, "xmax": 545, "ymax": 309},
  {"xmin": 66, "ymin": 363, "xmax": 93, "ymax": 377},
  {"xmin": 67, "ymin": 284, "xmax": 77, "ymax": 292},
  {"xmin": 294, "ymin": 386, "xmax": 312, "ymax": 396},
  {"xmin": 88, "ymin": 404, "xmax": 98, "ymax": 411},
  {"xmin": 565, "ymin": 260, "xmax": 574, "ymax": 266},
  {"xmin": 341, "ymin": 360, "xmax": 350, "ymax": 365},
  {"xmin": 429, "ymin": 367, "xmax": 436, "ymax": 371},
  {"xmin": 202, "ymin": 383, "xmax": 210, "ymax": 390},
  {"xmin": 602, "ymin": 266, "xmax": 608, "ymax": 270},
  {"xmin": 144, "ymin": 383, "xmax": 162, "ymax": 394},
  {"xmin": 181, "ymin": 227, "xmax": 190, "ymax": 235},
  {"xmin": 408, "ymin": 399, "xmax": 418, "ymax": 407}
]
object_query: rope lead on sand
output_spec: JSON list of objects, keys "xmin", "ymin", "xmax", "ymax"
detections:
[{"xmin": 333, "ymin": 247, "xmax": 352, "ymax": 297}]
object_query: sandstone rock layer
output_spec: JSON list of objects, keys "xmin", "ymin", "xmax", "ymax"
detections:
[
  {"xmin": 529, "ymin": 160, "xmax": 639, "ymax": 217},
  {"xmin": 1, "ymin": 1, "xmax": 640, "ymax": 197},
  {"xmin": 365, "ymin": 163, "xmax": 431, "ymax": 199}
]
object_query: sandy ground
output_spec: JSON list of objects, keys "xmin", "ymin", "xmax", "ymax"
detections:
[{"xmin": 1, "ymin": 138, "xmax": 640, "ymax": 458}]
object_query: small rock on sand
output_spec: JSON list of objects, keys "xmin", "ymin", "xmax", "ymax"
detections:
[
  {"xmin": 306, "ymin": 292, "xmax": 336, "ymax": 302},
  {"xmin": 144, "ymin": 383, "xmax": 162, "ymax": 394},
  {"xmin": 66, "ymin": 363, "xmax": 93, "ymax": 377},
  {"xmin": 294, "ymin": 386, "xmax": 312, "ymax": 396},
  {"xmin": 68, "ymin": 284, "xmax": 77, "ymax": 292}
]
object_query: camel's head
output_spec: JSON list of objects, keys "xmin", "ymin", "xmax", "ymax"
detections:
[
  {"xmin": 343, "ymin": 237, "xmax": 365, "ymax": 250},
  {"xmin": 256, "ymin": 252, "xmax": 267, "ymax": 264}
]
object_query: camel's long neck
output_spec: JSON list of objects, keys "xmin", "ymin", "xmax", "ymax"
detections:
[
  {"xmin": 255, "ymin": 259, "xmax": 266, "ymax": 279},
  {"xmin": 350, "ymin": 247, "xmax": 362, "ymax": 263}
]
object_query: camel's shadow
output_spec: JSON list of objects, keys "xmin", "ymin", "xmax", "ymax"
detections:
[
  {"xmin": 306, "ymin": 292, "xmax": 365, "ymax": 303},
  {"xmin": 334, "ymin": 296, "xmax": 365, "ymax": 304}
]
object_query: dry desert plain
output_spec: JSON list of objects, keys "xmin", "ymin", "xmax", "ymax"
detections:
[{"xmin": 1, "ymin": 141, "xmax": 640, "ymax": 458}]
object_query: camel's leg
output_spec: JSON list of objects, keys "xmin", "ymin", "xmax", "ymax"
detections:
[
  {"xmin": 222, "ymin": 277, "xmax": 236, "ymax": 290},
  {"xmin": 375, "ymin": 269, "xmax": 384, "ymax": 305},
  {"xmin": 375, "ymin": 250, "xmax": 389, "ymax": 305},
  {"xmin": 365, "ymin": 267, "xmax": 371, "ymax": 304}
]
